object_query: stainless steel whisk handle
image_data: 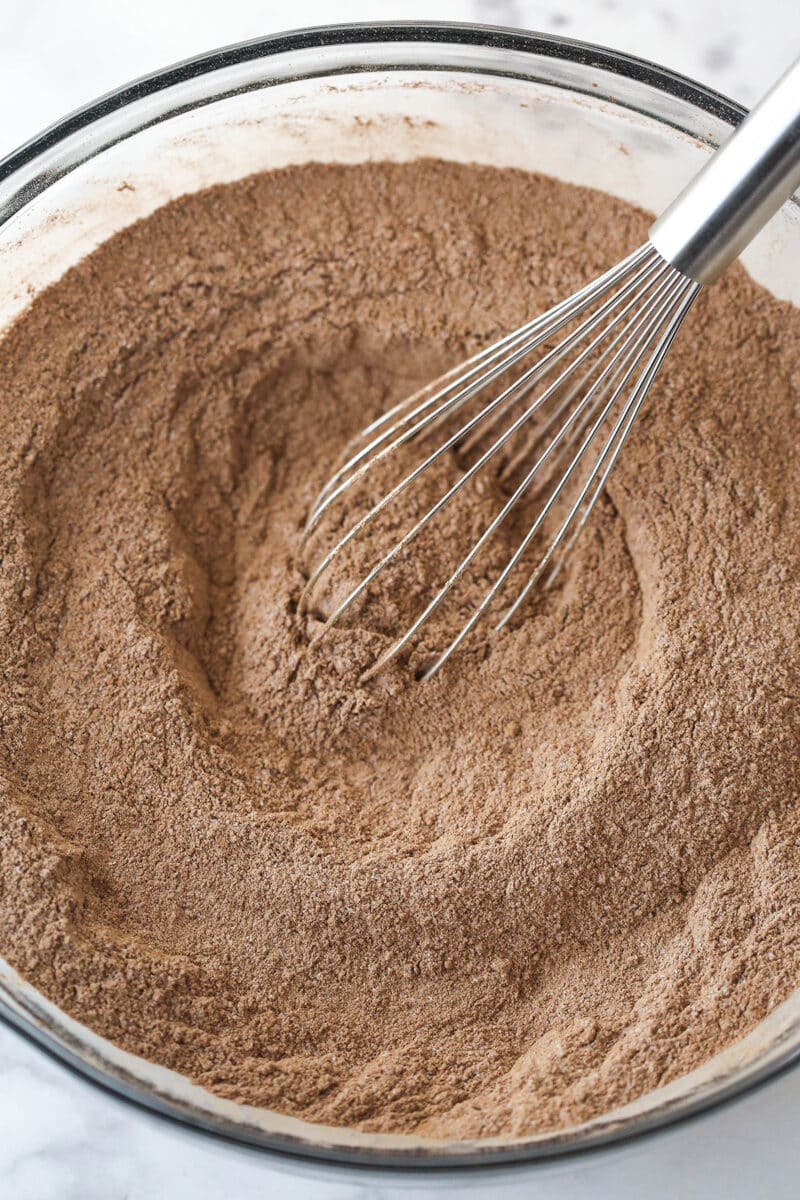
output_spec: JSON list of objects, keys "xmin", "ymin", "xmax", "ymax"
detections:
[{"xmin": 649, "ymin": 56, "xmax": 800, "ymax": 284}]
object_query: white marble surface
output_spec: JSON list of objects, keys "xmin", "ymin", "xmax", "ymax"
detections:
[{"xmin": 1, "ymin": 1, "xmax": 800, "ymax": 1196}]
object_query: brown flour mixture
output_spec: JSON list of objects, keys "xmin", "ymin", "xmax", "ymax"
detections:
[{"xmin": 1, "ymin": 160, "xmax": 800, "ymax": 1139}]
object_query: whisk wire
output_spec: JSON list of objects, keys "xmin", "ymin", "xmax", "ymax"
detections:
[
  {"xmin": 365, "ymin": 272, "xmax": 695, "ymax": 680},
  {"xmin": 300, "ymin": 255, "xmax": 670, "ymax": 611},
  {"xmin": 302, "ymin": 243, "xmax": 700, "ymax": 677},
  {"xmin": 495, "ymin": 267, "xmax": 678, "ymax": 482},
  {"xmin": 302, "ymin": 246, "xmax": 660, "ymax": 540},
  {"xmin": 306, "ymin": 244, "xmax": 653, "ymax": 521},
  {"xmin": 541, "ymin": 283, "xmax": 701, "ymax": 592},
  {"xmin": 304, "ymin": 261, "xmax": 671, "ymax": 624},
  {"xmin": 496, "ymin": 275, "xmax": 700, "ymax": 634}
]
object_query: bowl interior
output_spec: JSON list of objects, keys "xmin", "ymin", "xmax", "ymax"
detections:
[{"xmin": 1, "ymin": 26, "xmax": 799, "ymax": 1166}]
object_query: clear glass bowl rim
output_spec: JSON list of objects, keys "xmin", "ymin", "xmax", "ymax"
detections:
[
  {"xmin": 0, "ymin": 19, "xmax": 750, "ymax": 214},
  {"xmin": 0, "ymin": 19, "xmax": 797, "ymax": 1173}
]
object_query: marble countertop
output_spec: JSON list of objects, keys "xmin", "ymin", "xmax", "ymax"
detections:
[{"xmin": 1, "ymin": 1, "xmax": 799, "ymax": 1196}]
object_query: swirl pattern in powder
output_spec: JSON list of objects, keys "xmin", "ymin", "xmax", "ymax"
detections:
[{"xmin": 1, "ymin": 161, "xmax": 800, "ymax": 1137}]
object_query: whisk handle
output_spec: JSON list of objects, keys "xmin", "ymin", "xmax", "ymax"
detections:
[{"xmin": 649, "ymin": 56, "xmax": 800, "ymax": 284}]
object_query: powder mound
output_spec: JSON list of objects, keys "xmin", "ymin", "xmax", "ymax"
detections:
[{"xmin": 1, "ymin": 160, "xmax": 800, "ymax": 1141}]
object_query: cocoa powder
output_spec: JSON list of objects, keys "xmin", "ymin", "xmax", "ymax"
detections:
[{"xmin": 1, "ymin": 160, "xmax": 800, "ymax": 1138}]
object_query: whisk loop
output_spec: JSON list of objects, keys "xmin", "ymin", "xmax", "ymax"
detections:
[{"xmin": 298, "ymin": 243, "xmax": 699, "ymax": 678}]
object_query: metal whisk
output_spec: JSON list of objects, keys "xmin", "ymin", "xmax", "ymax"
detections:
[{"xmin": 300, "ymin": 56, "xmax": 800, "ymax": 680}]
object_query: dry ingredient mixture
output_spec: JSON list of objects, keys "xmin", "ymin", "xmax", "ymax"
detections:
[{"xmin": 1, "ymin": 160, "xmax": 800, "ymax": 1139}]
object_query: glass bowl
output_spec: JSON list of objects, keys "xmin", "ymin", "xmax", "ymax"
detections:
[{"xmin": 1, "ymin": 20, "xmax": 799, "ymax": 1169}]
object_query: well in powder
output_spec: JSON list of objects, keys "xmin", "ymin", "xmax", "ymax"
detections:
[{"xmin": 1, "ymin": 161, "xmax": 800, "ymax": 1138}]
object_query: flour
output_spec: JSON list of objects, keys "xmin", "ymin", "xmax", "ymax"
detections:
[{"xmin": 0, "ymin": 160, "xmax": 799, "ymax": 1138}]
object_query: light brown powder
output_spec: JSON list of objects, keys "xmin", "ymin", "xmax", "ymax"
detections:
[{"xmin": 1, "ymin": 160, "xmax": 800, "ymax": 1138}]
